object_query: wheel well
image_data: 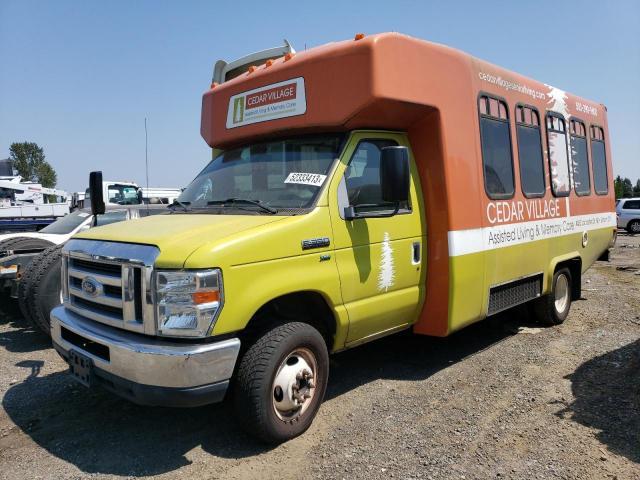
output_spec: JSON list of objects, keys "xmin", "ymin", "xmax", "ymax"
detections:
[
  {"xmin": 241, "ymin": 291, "xmax": 337, "ymax": 350},
  {"xmin": 555, "ymin": 258, "xmax": 582, "ymax": 300}
]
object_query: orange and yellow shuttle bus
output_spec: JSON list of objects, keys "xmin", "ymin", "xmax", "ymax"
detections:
[{"xmin": 51, "ymin": 33, "xmax": 616, "ymax": 442}]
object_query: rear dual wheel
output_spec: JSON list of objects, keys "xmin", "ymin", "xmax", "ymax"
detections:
[{"xmin": 17, "ymin": 244, "xmax": 63, "ymax": 335}]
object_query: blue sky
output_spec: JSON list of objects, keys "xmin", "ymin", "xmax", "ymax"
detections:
[{"xmin": 1, "ymin": 0, "xmax": 638, "ymax": 192}]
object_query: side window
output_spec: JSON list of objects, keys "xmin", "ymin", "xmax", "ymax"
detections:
[
  {"xmin": 590, "ymin": 126, "xmax": 609, "ymax": 195},
  {"xmin": 546, "ymin": 113, "xmax": 571, "ymax": 197},
  {"xmin": 515, "ymin": 105, "xmax": 545, "ymax": 197},
  {"xmin": 341, "ymin": 139, "xmax": 408, "ymax": 215},
  {"xmin": 623, "ymin": 200, "xmax": 640, "ymax": 210},
  {"xmin": 569, "ymin": 119, "xmax": 591, "ymax": 195},
  {"xmin": 94, "ymin": 210, "xmax": 128, "ymax": 226},
  {"xmin": 479, "ymin": 95, "xmax": 514, "ymax": 199}
]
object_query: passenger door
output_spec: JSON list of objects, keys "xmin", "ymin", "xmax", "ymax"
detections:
[{"xmin": 328, "ymin": 132, "xmax": 425, "ymax": 344}]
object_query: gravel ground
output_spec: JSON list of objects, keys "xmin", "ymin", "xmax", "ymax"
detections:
[{"xmin": 0, "ymin": 235, "xmax": 638, "ymax": 480}]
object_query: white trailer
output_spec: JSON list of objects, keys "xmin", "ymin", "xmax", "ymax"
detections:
[{"xmin": 0, "ymin": 176, "xmax": 70, "ymax": 231}]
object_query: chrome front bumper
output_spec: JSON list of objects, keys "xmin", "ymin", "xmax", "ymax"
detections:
[{"xmin": 50, "ymin": 306, "xmax": 241, "ymax": 407}]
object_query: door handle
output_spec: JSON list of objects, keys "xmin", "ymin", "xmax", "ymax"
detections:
[{"xmin": 412, "ymin": 241, "xmax": 421, "ymax": 265}]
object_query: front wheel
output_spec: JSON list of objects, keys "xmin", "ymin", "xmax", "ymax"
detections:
[
  {"xmin": 532, "ymin": 268, "xmax": 572, "ymax": 326},
  {"xmin": 233, "ymin": 322, "xmax": 329, "ymax": 444}
]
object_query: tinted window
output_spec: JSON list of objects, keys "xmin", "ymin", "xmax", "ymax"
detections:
[
  {"xmin": 479, "ymin": 96, "xmax": 514, "ymax": 198},
  {"xmin": 570, "ymin": 119, "xmax": 590, "ymax": 195},
  {"xmin": 590, "ymin": 126, "xmax": 608, "ymax": 195},
  {"xmin": 342, "ymin": 139, "xmax": 409, "ymax": 215},
  {"xmin": 95, "ymin": 210, "xmax": 128, "ymax": 226},
  {"xmin": 623, "ymin": 200, "xmax": 640, "ymax": 210},
  {"xmin": 107, "ymin": 185, "xmax": 141, "ymax": 205},
  {"xmin": 546, "ymin": 114, "xmax": 571, "ymax": 196},
  {"xmin": 515, "ymin": 106, "xmax": 545, "ymax": 197}
]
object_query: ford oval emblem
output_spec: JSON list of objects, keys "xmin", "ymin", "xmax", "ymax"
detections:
[{"xmin": 81, "ymin": 276, "xmax": 101, "ymax": 297}]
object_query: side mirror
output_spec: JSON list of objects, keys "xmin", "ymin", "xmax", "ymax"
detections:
[
  {"xmin": 380, "ymin": 146, "xmax": 410, "ymax": 204},
  {"xmin": 89, "ymin": 171, "xmax": 105, "ymax": 216},
  {"xmin": 137, "ymin": 189, "xmax": 144, "ymax": 204}
]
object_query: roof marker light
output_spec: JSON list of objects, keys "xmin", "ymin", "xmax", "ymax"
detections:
[
  {"xmin": 284, "ymin": 52, "xmax": 295, "ymax": 61},
  {"xmin": 210, "ymin": 82, "xmax": 219, "ymax": 89},
  {"xmin": 354, "ymin": 33, "xmax": 365, "ymax": 40},
  {"xmin": 265, "ymin": 59, "xmax": 274, "ymax": 67},
  {"xmin": 248, "ymin": 65, "xmax": 257, "ymax": 74}
]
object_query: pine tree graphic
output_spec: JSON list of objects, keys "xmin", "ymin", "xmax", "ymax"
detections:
[
  {"xmin": 377, "ymin": 232, "xmax": 395, "ymax": 292},
  {"xmin": 545, "ymin": 85, "xmax": 569, "ymax": 118},
  {"xmin": 569, "ymin": 137, "xmax": 578, "ymax": 190}
]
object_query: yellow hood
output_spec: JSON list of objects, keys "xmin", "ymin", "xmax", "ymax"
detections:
[{"xmin": 74, "ymin": 213, "xmax": 288, "ymax": 268}]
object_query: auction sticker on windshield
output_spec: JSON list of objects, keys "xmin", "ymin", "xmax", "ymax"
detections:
[
  {"xmin": 226, "ymin": 77, "xmax": 306, "ymax": 129},
  {"xmin": 284, "ymin": 172, "xmax": 326, "ymax": 187}
]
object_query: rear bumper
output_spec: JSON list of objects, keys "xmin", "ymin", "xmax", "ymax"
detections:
[{"xmin": 50, "ymin": 306, "xmax": 241, "ymax": 407}]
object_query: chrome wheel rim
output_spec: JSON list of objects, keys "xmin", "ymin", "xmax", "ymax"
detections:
[
  {"xmin": 272, "ymin": 347, "xmax": 318, "ymax": 422},
  {"xmin": 631, "ymin": 222, "xmax": 640, "ymax": 233},
  {"xmin": 554, "ymin": 274, "xmax": 569, "ymax": 314}
]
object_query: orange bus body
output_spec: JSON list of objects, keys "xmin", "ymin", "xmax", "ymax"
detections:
[{"xmin": 201, "ymin": 33, "xmax": 615, "ymax": 336}]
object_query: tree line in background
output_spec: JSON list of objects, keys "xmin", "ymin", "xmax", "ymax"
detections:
[
  {"xmin": 8, "ymin": 142, "xmax": 57, "ymax": 188},
  {"xmin": 614, "ymin": 176, "xmax": 640, "ymax": 199}
]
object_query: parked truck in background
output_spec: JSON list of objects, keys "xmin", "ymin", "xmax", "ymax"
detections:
[
  {"xmin": 49, "ymin": 33, "xmax": 616, "ymax": 443},
  {"xmin": 0, "ymin": 204, "xmax": 166, "ymax": 333}
]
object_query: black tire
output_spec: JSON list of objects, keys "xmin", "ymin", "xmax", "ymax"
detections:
[
  {"xmin": 233, "ymin": 322, "xmax": 329, "ymax": 444},
  {"xmin": 532, "ymin": 268, "xmax": 572, "ymax": 326},
  {"xmin": 5, "ymin": 237, "xmax": 54, "ymax": 323},
  {"xmin": 17, "ymin": 256, "xmax": 40, "ymax": 324},
  {"xmin": 627, "ymin": 220, "xmax": 640, "ymax": 235},
  {"xmin": 0, "ymin": 236, "xmax": 54, "ymax": 256},
  {"xmin": 28, "ymin": 244, "xmax": 64, "ymax": 335}
]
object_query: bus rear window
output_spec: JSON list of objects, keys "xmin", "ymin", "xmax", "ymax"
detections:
[
  {"xmin": 590, "ymin": 126, "xmax": 608, "ymax": 195},
  {"xmin": 479, "ymin": 95, "xmax": 514, "ymax": 199}
]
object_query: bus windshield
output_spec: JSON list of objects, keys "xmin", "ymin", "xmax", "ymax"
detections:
[{"xmin": 177, "ymin": 134, "xmax": 344, "ymax": 212}]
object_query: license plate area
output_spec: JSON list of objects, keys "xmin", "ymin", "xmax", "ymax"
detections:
[{"xmin": 69, "ymin": 350, "xmax": 93, "ymax": 387}]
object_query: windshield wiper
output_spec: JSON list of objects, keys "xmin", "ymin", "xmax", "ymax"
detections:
[
  {"xmin": 207, "ymin": 198, "xmax": 277, "ymax": 214},
  {"xmin": 168, "ymin": 199, "xmax": 191, "ymax": 212}
]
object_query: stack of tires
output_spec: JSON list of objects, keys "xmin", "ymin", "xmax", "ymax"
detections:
[{"xmin": 0, "ymin": 237, "xmax": 64, "ymax": 336}]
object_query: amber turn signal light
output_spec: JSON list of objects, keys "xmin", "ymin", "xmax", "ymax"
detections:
[
  {"xmin": 354, "ymin": 33, "xmax": 365, "ymax": 41},
  {"xmin": 192, "ymin": 291, "xmax": 220, "ymax": 305},
  {"xmin": 284, "ymin": 52, "xmax": 295, "ymax": 61}
]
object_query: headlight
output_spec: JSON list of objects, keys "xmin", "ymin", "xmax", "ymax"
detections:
[{"xmin": 155, "ymin": 269, "xmax": 223, "ymax": 337}]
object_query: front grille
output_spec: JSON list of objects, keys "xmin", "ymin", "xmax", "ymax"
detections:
[
  {"xmin": 71, "ymin": 296, "xmax": 124, "ymax": 319},
  {"xmin": 70, "ymin": 258, "xmax": 122, "ymax": 276},
  {"xmin": 62, "ymin": 239, "xmax": 160, "ymax": 335},
  {"xmin": 70, "ymin": 276, "xmax": 122, "ymax": 297}
]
